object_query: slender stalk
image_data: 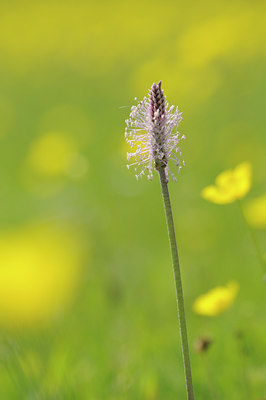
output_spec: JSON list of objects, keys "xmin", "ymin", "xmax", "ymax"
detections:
[
  {"xmin": 235, "ymin": 331, "xmax": 252, "ymax": 400},
  {"xmin": 200, "ymin": 352, "xmax": 220, "ymax": 400},
  {"xmin": 158, "ymin": 167, "xmax": 194, "ymax": 400},
  {"xmin": 237, "ymin": 201, "xmax": 266, "ymax": 276}
]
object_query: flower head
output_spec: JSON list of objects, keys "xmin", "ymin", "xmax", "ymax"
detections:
[
  {"xmin": 201, "ymin": 162, "xmax": 252, "ymax": 204},
  {"xmin": 125, "ymin": 81, "xmax": 185, "ymax": 181},
  {"xmin": 193, "ymin": 281, "xmax": 239, "ymax": 317}
]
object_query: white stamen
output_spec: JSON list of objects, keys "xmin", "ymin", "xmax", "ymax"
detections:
[{"xmin": 125, "ymin": 82, "xmax": 185, "ymax": 181}]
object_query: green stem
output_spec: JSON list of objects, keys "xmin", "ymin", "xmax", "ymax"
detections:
[
  {"xmin": 235, "ymin": 331, "xmax": 252, "ymax": 400},
  {"xmin": 237, "ymin": 201, "xmax": 266, "ymax": 276},
  {"xmin": 202, "ymin": 353, "xmax": 220, "ymax": 400},
  {"xmin": 158, "ymin": 167, "xmax": 194, "ymax": 400}
]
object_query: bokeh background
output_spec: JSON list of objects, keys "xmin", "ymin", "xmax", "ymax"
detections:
[{"xmin": 0, "ymin": 0, "xmax": 265, "ymax": 398}]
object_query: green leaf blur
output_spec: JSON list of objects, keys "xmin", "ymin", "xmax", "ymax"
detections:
[{"xmin": 0, "ymin": 0, "xmax": 265, "ymax": 398}]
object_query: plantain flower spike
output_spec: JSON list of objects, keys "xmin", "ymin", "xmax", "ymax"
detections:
[{"xmin": 125, "ymin": 81, "xmax": 185, "ymax": 181}]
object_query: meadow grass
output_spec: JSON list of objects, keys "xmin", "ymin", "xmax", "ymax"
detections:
[{"xmin": 0, "ymin": 0, "xmax": 265, "ymax": 398}]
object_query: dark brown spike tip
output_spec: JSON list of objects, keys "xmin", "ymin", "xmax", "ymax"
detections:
[{"xmin": 158, "ymin": 80, "xmax": 162, "ymax": 90}]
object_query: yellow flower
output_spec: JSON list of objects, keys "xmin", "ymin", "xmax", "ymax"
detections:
[
  {"xmin": 201, "ymin": 162, "xmax": 252, "ymax": 204},
  {"xmin": 244, "ymin": 195, "xmax": 266, "ymax": 229},
  {"xmin": 0, "ymin": 223, "xmax": 84, "ymax": 329},
  {"xmin": 193, "ymin": 281, "xmax": 239, "ymax": 316},
  {"xmin": 27, "ymin": 131, "xmax": 78, "ymax": 177}
]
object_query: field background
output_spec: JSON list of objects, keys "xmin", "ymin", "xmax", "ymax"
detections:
[{"xmin": 0, "ymin": 0, "xmax": 265, "ymax": 399}]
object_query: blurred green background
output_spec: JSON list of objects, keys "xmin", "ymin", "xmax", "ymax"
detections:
[{"xmin": 0, "ymin": 0, "xmax": 265, "ymax": 398}]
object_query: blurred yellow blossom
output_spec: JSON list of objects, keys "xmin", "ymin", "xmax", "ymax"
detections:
[
  {"xmin": 0, "ymin": 223, "xmax": 84, "ymax": 329},
  {"xmin": 244, "ymin": 195, "xmax": 266, "ymax": 229},
  {"xmin": 201, "ymin": 162, "xmax": 252, "ymax": 204},
  {"xmin": 178, "ymin": 10, "xmax": 258, "ymax": 70},
  {"xmin": 27, "ymin": 131, "xmax": 78, "ymax": 177},
  {"xmin": 1, "ymin": 1, "xmax": 266, "ymax": 79},
  {"xmin": 140, "ymin": 373, "xmax": 158, "ymax": 400},
  {"xmin": 193, "ymin": 281, "xmax": 239, "ymax": 316}
]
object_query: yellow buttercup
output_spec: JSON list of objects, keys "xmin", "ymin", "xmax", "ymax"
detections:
[
  {"xmin": 193, "ymin": 282, "xmax": 239, "ymax": 317},
  {"xmin": 201, "ymin": 162, "xmax": 252, "ymax": 204},
  {"xmin": 0, "ymin": 223, "xmax": 84, "ymax": 330}
]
